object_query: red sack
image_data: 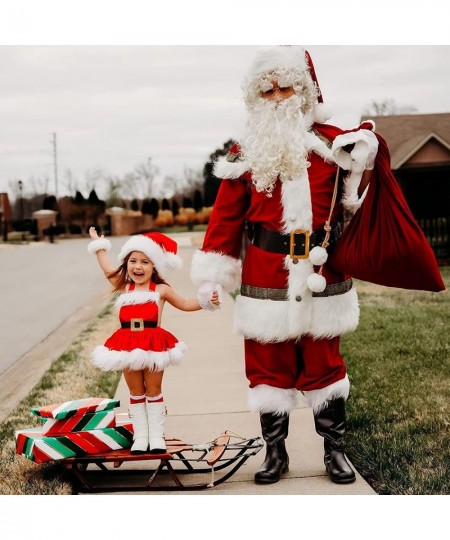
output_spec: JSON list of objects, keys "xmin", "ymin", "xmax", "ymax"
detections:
[{"xmin": 328, "ymin": 134, "xmax": 445, "ymax": 292}]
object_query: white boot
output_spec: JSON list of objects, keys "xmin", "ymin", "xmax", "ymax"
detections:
[
  {"xmin": 129, "ymin": 401, "xmax": 149, "ymax": 454},
  {"xmin": 147, "ymin": 401, "xmax": 166, "ymax": 454}
]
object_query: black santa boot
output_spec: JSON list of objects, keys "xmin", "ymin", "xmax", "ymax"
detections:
[
  {"xmin": 314, "ymin": 397, "xmax": 356, "ymax": 484},
  {"xmin": 254, "ymin": 412, "xmax": 289, "ymax": 484}
]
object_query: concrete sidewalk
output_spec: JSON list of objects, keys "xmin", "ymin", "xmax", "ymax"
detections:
[{"xmin": 106, "ymin": 232, "xmax": 375, "ymax": 495}]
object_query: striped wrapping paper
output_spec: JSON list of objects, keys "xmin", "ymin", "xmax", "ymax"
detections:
[
  {"xmin": 41, "ymin": 410, "xmax": 116, "ymax": 435},
  {"xmin": 30, "ymin": 397, "xmax": 120, "ymax": 420},
  {"xmin": 15, "ymin": 424, "xmax": 134, "ymax": 464}
]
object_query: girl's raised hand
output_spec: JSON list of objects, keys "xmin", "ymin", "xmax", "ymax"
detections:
[{"xmin": 89, "ymin": 226, "xmax": 100, "ymax": 240}]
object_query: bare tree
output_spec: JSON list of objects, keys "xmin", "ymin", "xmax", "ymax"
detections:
[
  {"xmin": 84, "ymin": 167, "xmax": 106, "ymax": 193},
  {"xmin": 63, "ymin": 168, "xmax": 78, "ymax": 196},
  {"xmin": 134, "ymin": 158, "xmax": 159, "ymax": 199},
  {"xmin": 363, "ymin": 98, "xmax": 418, "ymax": 116}
]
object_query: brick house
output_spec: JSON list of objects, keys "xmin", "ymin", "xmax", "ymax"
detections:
[{"xmin": 362, "ymin": 112, "xmax": 450, "ymax": 260}]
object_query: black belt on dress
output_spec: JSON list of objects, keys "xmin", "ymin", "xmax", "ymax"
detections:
[
  {"xmin": 121, "ymin": 319, "xmax": 157, "ymax": 332},
  {"xmin": 251, "ymin": 221, "xmax": 343, "ymax": 260}
]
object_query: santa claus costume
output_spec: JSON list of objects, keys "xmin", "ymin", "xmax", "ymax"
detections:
[{"xmin": 191, "ymin": 46, "xmax": 444, "ymax": 484}]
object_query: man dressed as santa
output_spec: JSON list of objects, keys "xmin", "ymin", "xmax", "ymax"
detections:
[{"xmin": 190, "ymin": 46, "xmax": 444, "ymax": 485}]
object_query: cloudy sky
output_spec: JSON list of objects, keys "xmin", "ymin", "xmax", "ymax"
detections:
[{"xmin": 1, "ymin": 3, "xmax": 449, "ymax": 201}]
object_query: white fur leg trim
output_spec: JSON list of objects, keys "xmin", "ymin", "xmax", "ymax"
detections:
[
  {"xmin": 248, "ymin": 385, "xmax": 298, "ymax": 415},
  {"xmin": 91, "ymin": 342, "xmax": 187, "ymax": 372},
  {"xmin": 213, "ymin": 155, "xmax": 249, "ymax": 179},
  {"xmin": 302, "ymin": 375, "xmax": 350, "ymax": 414},
  {"xmin": 309, "ymin": 286, "xmax": 359, "ymax": 339},
  {"xmin": 87, "ymin": 238, "xmax": 112, "ymax": 254},
  {"xmin": 190, "ymin": 250, "xmax": 242, "ymax": 292}
]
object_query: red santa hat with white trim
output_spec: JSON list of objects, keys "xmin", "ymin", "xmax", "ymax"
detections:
[
  {"xmin": 118, "ymin": 232, "xmax": 182, "ymax": 278},
  {"xmin": 244, "ymin": 45, "xmax": 332, "ymax": 123}
]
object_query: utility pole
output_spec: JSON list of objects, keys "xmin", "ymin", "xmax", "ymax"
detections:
[{"xmin": 52, "ymin": 132, "xmax": 58, "ymax": 199}]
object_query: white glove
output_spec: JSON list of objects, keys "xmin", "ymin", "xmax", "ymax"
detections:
[
  {"xmin": 198, "ymin": 281, "xmax": 223, "ymax": 311},
  {"xmin": 332, "ymin": 129, "xmax": 379, "ymax": 173}
]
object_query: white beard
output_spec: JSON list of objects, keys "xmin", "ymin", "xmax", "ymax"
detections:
[{"xmin": 240, "ymin": 95, "xmax": 314, "ymax": 196}]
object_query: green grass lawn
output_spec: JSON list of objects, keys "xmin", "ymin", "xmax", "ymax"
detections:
[{"xmin": 342, "ymin": 267, "xmax": 450, "ymax": 494}]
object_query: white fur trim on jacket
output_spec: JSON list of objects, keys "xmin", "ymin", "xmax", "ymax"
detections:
[
  {"xmin": 91, "ymin": 341, "xmax": 187, "ymax": 372},
  {"xmin": 118, "ymin": 235, "xmax": 182, "ymax": 278},
  {"xmin": 191, "ymin": 250, "xmax": 242, "ymax": 292},
  {"xmin": 87, "ymin": 238, "xmax": 112, "ymax": 254},
  {"xmin": 234, "ymin": 282, "xmax": 359, "ymax": 342},
  {"xmin": 213, "ymin": 155, "xmax": 249, "ymax": 180},
  {"xmin": 248, "ymin": 384, "xmax": 298, "ymax": 415},
  {"xmin": 114, "ymin": 290, "xmax": 160, "ymax": 310},
  {"xmin": 302, "ymin": 374, "xmax": 350, "ymax": 414},
  {"xmin": 305, "ymin": 131, "xmax": 335, "ymax": 163}
]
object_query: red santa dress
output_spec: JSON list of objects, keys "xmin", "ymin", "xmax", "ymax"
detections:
[{"xmin": 92, "ymin": 281, "xmax": 187, "ymax": 372}]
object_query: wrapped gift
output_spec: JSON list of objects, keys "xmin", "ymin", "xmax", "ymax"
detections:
[
  {"xmin": 30, "ymin": 397, "xmax": 120, "ymax": 421},
  {"xmin": 41, "ymin": 410, "xmax": 116, "ymax": 435},
  {"xmin": 15, "ymin": 424, "xmax": 133, "ymax": 464}
]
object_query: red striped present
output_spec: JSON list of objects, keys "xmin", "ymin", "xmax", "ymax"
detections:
[
  {"xmin": 30, "ymin": 397, "xmax": 119, "ymax": 420},
  {"xmin": 15, "ymin": 424, "xmax": 133, "ymax": 464},
  {"xmin": 41, "ymin": 410, "xmax": 116, "ymax": 435}
]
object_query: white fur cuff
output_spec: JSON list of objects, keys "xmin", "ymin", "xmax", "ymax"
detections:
[
  {"xmin": 87, "ymin": 238, "xmax": 112, "ymax": 254},
  {"xmin": 332, "ymin": 129, "xmax": 379, "ymax": 172},
  {"xmin": 190, "ymin": 250, "xmax": 242, "ymax": 292}
]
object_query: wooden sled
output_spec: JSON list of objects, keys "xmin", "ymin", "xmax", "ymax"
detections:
[{"xmin": 64, "ymin": 430, "xmax": 263, "ymax": 492}]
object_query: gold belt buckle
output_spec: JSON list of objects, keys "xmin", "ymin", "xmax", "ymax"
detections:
[
  {"xmin": 130, "ymin": 318, "xmax": 145, "ymax": 332},
  {"xmin": 290, "ymin": 230, "xmax": 310, "ymax": 260}
]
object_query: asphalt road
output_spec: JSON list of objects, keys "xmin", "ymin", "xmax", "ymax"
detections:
[{"xmin": 0, "ymin": 236, "xmax": 127, "ymax": 420}]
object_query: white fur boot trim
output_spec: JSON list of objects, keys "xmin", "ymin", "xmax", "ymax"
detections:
[
  {"xmin": 147, "ymin": 401, "xmax": 166, "ymax": 453},
  {"xmin": 248, "ymin": 385, "xmax": 298, "ymax": 415},
  {"xmin": 302, "ymin": 374, "xmax": 350, "ymax": 414},
  {"xmin": 129, "ymin": 401, "xmax": 149, "ymax": 453}
]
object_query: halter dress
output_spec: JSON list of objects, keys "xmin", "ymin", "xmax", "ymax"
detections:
[{"xmin": 91, "ymin": 282, "xmax": 187, "ymax": 372}]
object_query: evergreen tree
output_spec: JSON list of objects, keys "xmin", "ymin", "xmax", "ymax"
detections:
[
  {"xmin": 193, "ymin": 189, "xmax": 204, "ymax": 212},
  {"xmin": 203, "ymin": 139, "xmax": 236, "ymax": 206},
  {"xmin": 171, "ymin": 198, "xmax": 180, "ymax": 216}
]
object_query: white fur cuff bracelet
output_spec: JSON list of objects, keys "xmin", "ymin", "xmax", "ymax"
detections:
[{"xmin": 87, "ymin": 237, "xmax": 112, "ymax": 254}]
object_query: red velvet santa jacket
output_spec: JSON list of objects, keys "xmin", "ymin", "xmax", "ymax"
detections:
[
  {"xmin": 191, "ymin": 122, "xmax": 363, "ymax": 343},
  {"xmin": 191, "ymin": 122, "xmax": 445, "ymax": 344}
]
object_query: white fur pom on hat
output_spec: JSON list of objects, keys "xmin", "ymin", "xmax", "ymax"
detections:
[{"xmin": 118, "ymin": 232, "xmax": 182, "ymax": 278}]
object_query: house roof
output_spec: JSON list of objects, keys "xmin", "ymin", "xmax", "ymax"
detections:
[{"xmin": 360, "ymin": 112, "xmax": 450, "ymax": 169}]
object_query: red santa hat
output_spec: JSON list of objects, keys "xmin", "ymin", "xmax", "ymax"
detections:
[
  {"xmin": 245, "ymin": 45, "xmax": 332, "ymax": 123},
  {"xmin": 118, "ymin": 232, "xmax": 182, "ymax": 278}
]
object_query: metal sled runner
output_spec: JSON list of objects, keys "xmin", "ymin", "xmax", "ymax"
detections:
[{"xmin": 64, "ymin": 430, "xmax": 263, "ymax": 492}]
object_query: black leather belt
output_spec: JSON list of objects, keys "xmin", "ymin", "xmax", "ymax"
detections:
[
  {"xmin": 121, "ymin": 319, "xmax": 157, "ymax": 332},
  {"xmin": 251, "ymin": 222, "xmax": 343, "ymax": 260}
]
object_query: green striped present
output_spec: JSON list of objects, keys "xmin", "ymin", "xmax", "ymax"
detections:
[
  {"xmin": 30, "ymin": 397, "xmax": 119, "ymax": 420},
  {"xmin": 15, "ymin": 424, "xmax": 133, "ymax": 463},
  {"xmin": 41, "ymin": 410, "xmax": 116, "ymax": 435}
]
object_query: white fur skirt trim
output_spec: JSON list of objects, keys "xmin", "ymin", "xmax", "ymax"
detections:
[{"xmin": 91, "ymin": 342, "xmax": 187, "ymax": 372}]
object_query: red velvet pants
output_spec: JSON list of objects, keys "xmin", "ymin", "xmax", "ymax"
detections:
[{"xmin": 244, "ymin": 335, "xmax": 347, "ymax": 391}]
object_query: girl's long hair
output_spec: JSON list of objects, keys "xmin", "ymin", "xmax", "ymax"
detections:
[{"xmin": 108, "ymin": 253, "xmax": 167, "ymax": 294}]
